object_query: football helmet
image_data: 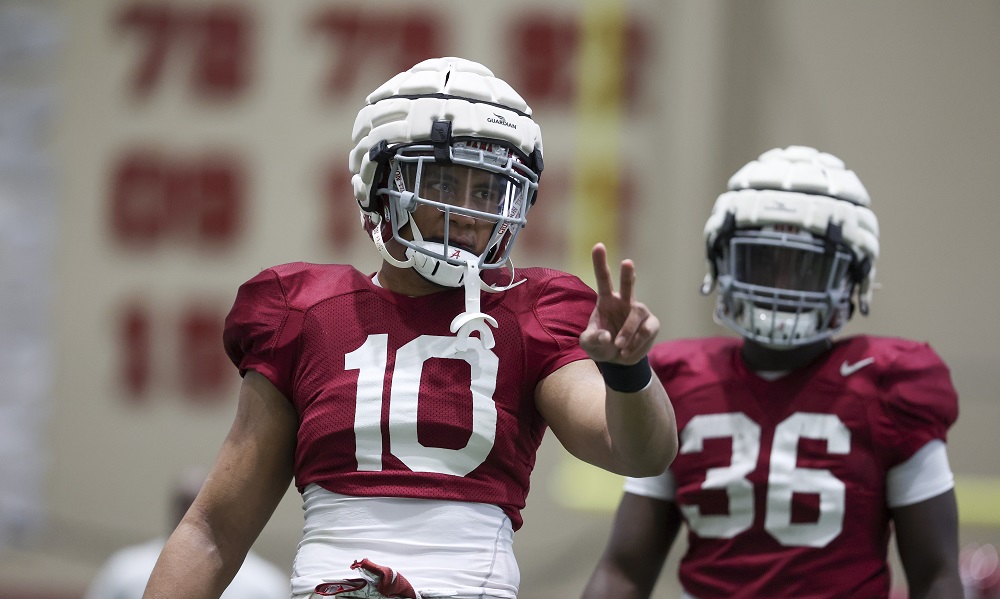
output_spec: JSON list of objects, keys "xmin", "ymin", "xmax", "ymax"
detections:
[
  {"xmin": 702, "ymin": 146, "xmax": 880, "ymax": 348},
  {"xmin": 349, "ymin": 57, "xmax": 544, "ymax": 348}
]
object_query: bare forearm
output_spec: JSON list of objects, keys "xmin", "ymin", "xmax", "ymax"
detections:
[
  {"xmin": 583, "ymin": 494, "xmax": 677, "ymax": 599},
  {"xmin": 142, "ymin": 522, "xmax": 242, "ymax": 599},
  {"xmin": 906, "ymin": 568, "xmax": 963, "ymax": 599},
  {"xmin": 582, "ymin": 567, "xmax": 648, "ymax": 599},
  {"xmin": 894, "ymin": 491, "xmax": 962, "ymax": 599},
  {"xmin": 606, "ymin": 376, "xmax": 677, "ymax": 477},
  {"xmin": 537, "ymin": 360, "xmax": 677, "ymax": 477},
  {"xmin": 142, "ymin": 372, "xmax": 295, "ymax": 599}
]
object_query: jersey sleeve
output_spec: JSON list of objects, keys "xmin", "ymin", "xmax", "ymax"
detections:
[
  {"xmin": 223, "ymin": 268, "xmax": 303, "ymax": 400},
  {"xmin": 885, "ymin": 439, "xmax": 955, "ymax": 507},
  {"xmin": 879, "ymin": 342, "xmax": 959, "ymax": 467},
  {"xmin": 624, "ymin": 469, "xmax": 676, "ymax": 501},
  {"xmin": 524, "ymin": 273, "xmax": 596, "ymax": 379}
]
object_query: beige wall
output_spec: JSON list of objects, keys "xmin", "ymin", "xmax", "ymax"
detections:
[{"xmin": 1, "ymin": 1, "xmax": 998, "ymax": 598}]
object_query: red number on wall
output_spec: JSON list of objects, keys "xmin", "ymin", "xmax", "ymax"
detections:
[
  {"xmin": 310, "ymin": 8, "xmax": 444, "ymax": 100},
  {"xmin": 117, "ymin": 2, "xmax": 253, "ymax": 100},
  {"xmin": 190, "ymin": 5, "xmax": 253, "ymax": 99},
  {"xmin": 109, "ymin": 149, "xmax": 246, "ymax": 248},
  {"xmin": 511, "ymin": 18, "xmax": 578, "ymax": 106},
  {"xmin": 117, "ymin": 299, "xmax": 232, "ymax": 404},
  {"xmin": 190, "ymin": 156, "xmax": 245, "ymax": 241},
  {"xmin": 117, "ymin": 3, "xmax": 174, "ymax": 98},
  {"xmin": 121, "ymin": 301, "xmax": 152, "ymax": 401},
  {"xmin": 178, "ymin": 303, "xmax": 231, "ymax": 401},
  {"xmin": 508, "ymin": 14, "xmax": 649, "ymax": 110}
]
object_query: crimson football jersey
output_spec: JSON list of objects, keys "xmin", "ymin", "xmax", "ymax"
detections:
[
  {"xmin": 223, "ymin": 262, "xmax": 595, "ymax": 530},
  {"xmin": 647, "ymin": 336, "xmax": 958, "ymax": 598}
]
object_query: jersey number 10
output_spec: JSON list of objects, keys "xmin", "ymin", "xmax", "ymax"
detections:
[{"xmin": 345, "ymin": 334, "xmax": 500, "ymax": 477}]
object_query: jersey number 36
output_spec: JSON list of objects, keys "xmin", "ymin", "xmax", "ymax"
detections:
[{"xmin": 682, "ymin": 412, "xmax": 850, "ymax": 548}]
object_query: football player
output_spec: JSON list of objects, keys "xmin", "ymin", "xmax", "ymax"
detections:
[
  {"xmin": 582, "ymin": 146, "xmax": 961, "ymax": 599},
  {"xmin": 140, "ymin": 57, "xmax": 677, "ymax": 599}
]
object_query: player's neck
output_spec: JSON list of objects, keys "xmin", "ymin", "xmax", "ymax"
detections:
[{"xmin": 741, "ymin": 338, "xmax": 832, "ymax": 373}]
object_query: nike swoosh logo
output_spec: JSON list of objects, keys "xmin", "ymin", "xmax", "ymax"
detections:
[{"xmin": 840, "ymin": 357, "xmax": 875, "ymax": 377}]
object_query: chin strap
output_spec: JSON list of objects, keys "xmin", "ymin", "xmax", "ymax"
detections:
[{"xmin": 371, "ymin": 216, "xmax": 413, "ymax": 269}]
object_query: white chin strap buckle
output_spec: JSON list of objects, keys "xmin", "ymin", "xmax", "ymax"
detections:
[{"xmin": 450, "ymin": 258, "xmax": 497, "ymax": 350}]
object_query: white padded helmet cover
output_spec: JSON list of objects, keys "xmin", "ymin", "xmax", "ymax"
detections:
[
  {"xmin": 349, "ymin": 57, "xmax": 544, "ymax": 211},
  {"xmin": 705, "ymin": 190, "xmax": 880, "ymax": 262},
  {"xmin": 728, "ymin": 145, "xmax": 871, "ymax": 207},
  {"xmin": 705, "ymin": 146, "xmax": 880, "ymax": 302}
]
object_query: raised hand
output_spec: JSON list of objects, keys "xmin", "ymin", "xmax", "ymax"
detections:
[{"xmin": 580, "ymin": 243, "xmax": 660, "ymax": 365}]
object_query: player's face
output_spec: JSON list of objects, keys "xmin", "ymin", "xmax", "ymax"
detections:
[
  {"xmin": 729, "ymin": 229, "xmax": 850, "ymax": 297},
  {"xmin": 736, "ymin": 244, "xmax": 833, "ymax": 292},
  {"xmin": 406, "ymin": 164, "xmax": 512, "ymax": 254}
]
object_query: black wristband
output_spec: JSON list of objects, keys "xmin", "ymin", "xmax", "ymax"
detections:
[{"xmin": 597, "ymin": 356, "xmax": 652, "ymax": 393}]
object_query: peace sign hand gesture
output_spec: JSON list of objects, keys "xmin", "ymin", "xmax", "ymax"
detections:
[{"xmin": 580, "ymin": 243, "xmax": 660, "ymax": 365}]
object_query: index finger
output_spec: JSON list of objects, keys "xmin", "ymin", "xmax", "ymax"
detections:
[{"xmin": 591, "ymin": 243, "xmax": 614, "ymax": 297}]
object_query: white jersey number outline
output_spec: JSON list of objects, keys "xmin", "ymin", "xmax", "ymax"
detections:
[
  {"xmin": 345, "ymin": 334, "xmax": 499, "ymax": 477},
  {"xmin": 681, "ymin": 411, "xmax": 850, "ymax": 547}
]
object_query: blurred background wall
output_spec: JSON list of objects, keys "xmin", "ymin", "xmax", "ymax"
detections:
[{"xmin": 0, "ymin": 1, "xmax": 998, "ymax": 597}]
